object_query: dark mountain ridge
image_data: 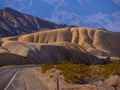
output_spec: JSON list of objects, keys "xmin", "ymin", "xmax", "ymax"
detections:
[{"xmin": 0, "ymin": 7, "xmax": 68, "ymax": 37}]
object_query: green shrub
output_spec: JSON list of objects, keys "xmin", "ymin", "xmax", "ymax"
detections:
[
  {"xmin": 56, "ymin": 61, "xmax": 90, "ymax": 83},
  {"xmin": 39, "ymin": 60, "xmax": 120, "ymax": 84},
  {"xmin": 56, "ymin": 61, "xmax": 120, "ymax": 84},
  {"xmin": 56, "ymin": 60, "xmax": 73, "ymax": 71},
  {"xmin": 41, "ymin": 62, "xmax": 54, "ymax": 73},
  {"xmin": 88, "ymin": 65, "xmax": 105, "ymax": 81},
  {"xmin": 103, "ymin": 63, "xmax": 120, "ymax": 76}
]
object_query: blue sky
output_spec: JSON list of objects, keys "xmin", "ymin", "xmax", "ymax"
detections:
[{"xmin": 0, "ymin": 0, "xmax": 120, "ymax": 32}]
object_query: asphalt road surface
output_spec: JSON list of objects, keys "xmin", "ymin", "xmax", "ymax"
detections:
[{"xmin": 0, "ymin": 65, "xmax": 48, "ymax": 90}]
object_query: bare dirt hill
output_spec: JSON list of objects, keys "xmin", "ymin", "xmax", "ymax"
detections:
[
  {"xmin": 17, "ymin": 27, "xmax": 120, "ymax": 58},
  {"xmin": 1, "ymin": 40, "xmax": 99, "ymax": 65},
  {"xmin": 0, "ymin": 27, "xmax": 120, "ymax": 65}
]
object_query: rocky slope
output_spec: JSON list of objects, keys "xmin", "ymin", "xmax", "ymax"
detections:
[
  {"xmin": 0, "ymin": 7, "xmax": 67, "ymax": 37},
  {"xmin": 0, "ymin": 40, "xmax": 99, "ymax": 65},
  {"xmin": 17, "ymin": 27, "xmax": 120, "ymax": 58},
  {"xmin": 0, "ymin": 27, "xmax": 120, "ymax": 65}
]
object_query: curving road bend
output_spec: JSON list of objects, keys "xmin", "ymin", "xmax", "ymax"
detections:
[{"xmin": 0, "ymin": 65, "xmax": 48, "ymax": 90}]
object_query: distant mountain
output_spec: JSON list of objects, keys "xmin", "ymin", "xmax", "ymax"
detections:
[
  {"xmin": 0, "ymin": 0, "xmax": 119, "ymax": 32},
  {"xmin": 0, "ymin": 7, "xmax": 68, "ymax": 37}
]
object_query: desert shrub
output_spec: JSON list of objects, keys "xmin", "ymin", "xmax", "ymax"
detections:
[
  {"xmin": 38, "ymin": 60, "xmax": 120, "ymax": 84},
  {"xmin": 103, "ymin": 63, "xmax": 120, "ymax": 76},
  {"xmin": 56, "ymin": 60, "xmax": 73, "ymax": 71},
  {"xmin": 56, "ymin": 60, "xmax": 120, "ymax": 84},
  {"xmin": 88, "ymin": 65, "xmax": 105, "ymax": 81},
  {"xmin": 89, "ymin": 63, "xmax": 120, "ymax": 78},
  {"xmin": 56, "ymin": 61, "xmax": 90, "ymax": 84},
  {"xmin": 41, "ymin": 62, "xmax": 54, "ymax": 73}
]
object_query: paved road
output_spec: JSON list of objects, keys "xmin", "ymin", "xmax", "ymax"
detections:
[
  {"xmin": 0, "ymin": 65, "xmax": 48, "ymax": 90},
  {"xmin": 0, "ymin": 66, "xmax": 18, "ymax": 90}
]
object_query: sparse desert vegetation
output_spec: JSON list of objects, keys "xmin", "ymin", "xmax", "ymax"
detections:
[
  {"xmin": 56, "ymin": 61, "xmax": 120, "ymax": 84},
  {"xmin": 38, "ymin": 60, "xmax": 120, "ymax": 89},
  {"xmin": 40, "ymin": 62, "xmax": 54, "ymax": 73}
]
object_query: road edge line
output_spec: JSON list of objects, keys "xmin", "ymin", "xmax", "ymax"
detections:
[{"xmin": 4, "ymin": 70, "xmax": 20, "ymax": 90}]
